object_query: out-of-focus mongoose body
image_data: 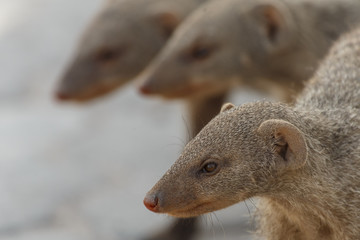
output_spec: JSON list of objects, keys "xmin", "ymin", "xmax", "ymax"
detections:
[
  {"xmin": 139, "ymin": 0, "xmax": 360, "ymax": 102},
  {"xmin": 55, "ymin": 0, "xmax": 206, "ymax": 101},
  {"xmin": 144, "ymin": 28, "xmax": 360, "ymax": 239}
]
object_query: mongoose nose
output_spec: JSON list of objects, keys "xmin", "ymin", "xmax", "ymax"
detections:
[
  {"xmin": 138, "ymin": 82, "xmax": 153, "ymax": 95},
  {"xmin": 143, "ymin": 194, "xmax": 159, "ymax": 212},
  {"xmin": 55, "ymin": 91, "xmax": 71, "ymax": 101}
]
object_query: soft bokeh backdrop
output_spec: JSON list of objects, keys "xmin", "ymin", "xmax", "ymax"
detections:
[{"xmin": 0, "ymin": 0, "xmax": 264, "ymax": 239}]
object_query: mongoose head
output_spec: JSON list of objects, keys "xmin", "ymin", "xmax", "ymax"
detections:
[
  {"xmin": 144, "ymin": 102, "xmax": 308, "ymax": 217},
  {"xmin": 55, "ymin": 0, "xmax": 205, "ymax": 102},
  {"xmin": 138, "ymin": 0, "xmax": 296, "ymax": 99}
]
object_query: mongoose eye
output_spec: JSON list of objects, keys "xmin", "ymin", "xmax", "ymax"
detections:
[
  {"xmin": 95, "ymin": 47, "xmax": 121, "ymax": 63},
  {"xmin": 201, "ymin": 162, "xmax": 218, "ymax": 174},
  {"xmin": 191, "ymin": 46, "xmax": 212, "ymax": 61}
]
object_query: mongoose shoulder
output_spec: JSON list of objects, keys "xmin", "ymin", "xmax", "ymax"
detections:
[
  {"xmin": 138, "ymin": 0, "xmax": 360, "ymax": 102},
  {"xmin": 55, "ymin": 0, "xmax": 206, "ymax": 101},
  {"xmin": 144, "ymin": 27, "xmax": 360, "ymax": 240}
]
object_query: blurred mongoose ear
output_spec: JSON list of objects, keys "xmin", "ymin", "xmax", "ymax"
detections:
[
  {"xmin": 253, "ymin": 4, "xmax": 289, "ymax": 47},
  {"xmin": 220, "ymin": 103, "xmax": 235, "ymax": 113},
  {"xmin": 257, "ymin": 119, "xmax": 308, "ymax": 170},
  {"xmin": 153, "ymin": 12, "xmax": 180, "ymax": 37}
]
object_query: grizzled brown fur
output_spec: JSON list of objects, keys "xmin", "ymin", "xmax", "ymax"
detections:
[{"xmin": 145, "ymin": 28, "xmax": 360, "ymax": 239}]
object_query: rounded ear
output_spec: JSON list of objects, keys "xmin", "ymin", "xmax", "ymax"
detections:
[
  {"xmin": 257, "ymin": 119, "xmax": 308, "ymax": 170},
  {"xmin": 252, "ymin": 4, "xmax": 292, "ymax": 50},
  {"xmin": 220, "ymin": 103, "xmax": 235, "ymax": 113},
  {"xmin": 153, "ymin": 12, "xmax": 180, "ymax": 38}
]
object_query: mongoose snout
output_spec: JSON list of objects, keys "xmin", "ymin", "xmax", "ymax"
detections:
[{"xmin": 144, "ymin": 159, "xmax": 222, "ymax": 215}]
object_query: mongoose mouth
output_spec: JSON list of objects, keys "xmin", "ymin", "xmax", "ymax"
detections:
[
  {"xmin": 55, "ymin": 78, "xmax": 126, "ymax": 102},
  {"xmin": 166, "ymin": 192, "xmax": 253, "ymax": 218},
  {"xmin": 166, "ymin": 201, "xmax": 219, "ymax": 218},
  {"xmin": 144, "ymin": 191, "xmax": 219, "ymax": 218}
]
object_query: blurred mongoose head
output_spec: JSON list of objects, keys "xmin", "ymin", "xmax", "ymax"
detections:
[
  {"xmin": 138, "ymin": 0, "xmax": 299, "ymax": 99},
  {"xmin": 55, "ymin": 0, "xmax": 206, "ymax": 102},
  {"xmin": 144, "ymin": 102, "xmax": 308, "ymax": 217},
  {"xmin": 138, "ymin": 0, "xmax": 360, "ymax": 100}
]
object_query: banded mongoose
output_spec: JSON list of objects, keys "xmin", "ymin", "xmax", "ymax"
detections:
[
  {"xmin": 55, "ymin": 0, "xmax": 206, "ymax": 101},
  {"xmin": 138, "ymin": 0, "xmax": 360, "ymax": 102},
  {"xmin": 144, "ymin": 27, "xmax": 360, "ymax": 240}
]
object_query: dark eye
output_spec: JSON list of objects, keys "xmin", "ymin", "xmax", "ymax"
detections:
[
  {"xmin": 191, "ymin": 46, "xmax": 212, "ymax": 61},
  {"xmin": 95, "ymin": 48, "xmax": 120, "ymax": 63},
  {"xmin": 201, "ymin": 162, "xmax": 218, "ymax": 174}
]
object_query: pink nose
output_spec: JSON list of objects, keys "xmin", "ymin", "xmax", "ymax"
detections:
[{"xmin": 143, "ymin": 195, "xmax": 159, "ymax": 212}]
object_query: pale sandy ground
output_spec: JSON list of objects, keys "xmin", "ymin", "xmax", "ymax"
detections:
[{"xmin": 0, "ymin": 0, "xmax": 267, "ymax": 239}]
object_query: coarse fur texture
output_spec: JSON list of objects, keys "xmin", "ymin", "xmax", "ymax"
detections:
[
  {"xmin": 144, "ymin": 28, "xmax": 360, "ymax": 239},
  {"xmin": 138, "ymin": 0, "xmax": 360, "ymax": 102},
  {"xmin": 55, "ymin": 0, "xmax": 206, "ymax": 101}
]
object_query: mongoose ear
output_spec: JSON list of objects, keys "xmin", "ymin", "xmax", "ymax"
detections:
[
  {"xmin": 257, "ymin": 119, "xmax": 308, "ymax": 170},
  {"xmin": 252, "ymin": 4, "xmax": 290, "ymax": 49},
  {"xmin": 153, "ymin": 12, "xmax": 180, "ymax": 38},
  {"xmin": 220, "ymin": 103, "xmax": 235, "ymax": 113}
]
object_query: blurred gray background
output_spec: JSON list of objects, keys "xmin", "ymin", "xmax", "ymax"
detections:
[{"xmin": 0, "ymin": 0, "xmax": 265, "ymax": 239}]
